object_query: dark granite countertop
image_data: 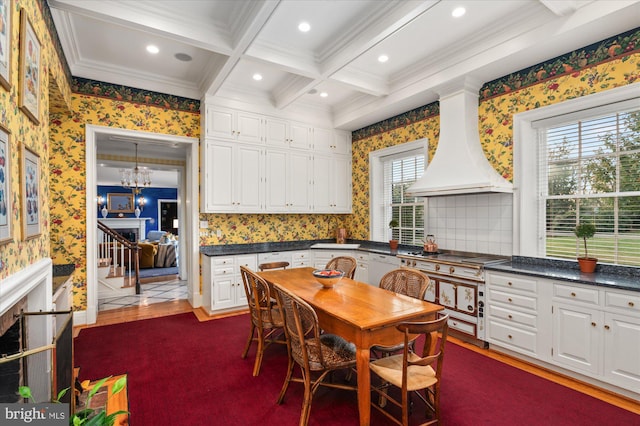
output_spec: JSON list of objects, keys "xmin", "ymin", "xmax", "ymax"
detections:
[
  {"xmin": 52, "ymin": 264, "xmax": 75, "ymax": 294},
  {"xmin": 200, "ymin": 239, "xmax": 418, "ymax": 257},
  {"xmin": 485, "ymin": 256, "xmax": 640, "ymax": 292}
]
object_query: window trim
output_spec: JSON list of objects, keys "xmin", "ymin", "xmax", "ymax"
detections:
[
  {"xmin": 369, "ymin": 139, "xmax": 428, "ymax": 242},
  {"xmin": 513, "ymin": 84, "xmax": 640, "ymax": 257}
]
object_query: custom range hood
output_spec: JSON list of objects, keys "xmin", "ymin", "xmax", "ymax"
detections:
[{"xmin": 407, "ymin": 77, "xmax": 513, "ymax": 197}]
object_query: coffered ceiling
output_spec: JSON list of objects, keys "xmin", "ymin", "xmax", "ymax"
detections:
[{"xmin": 49, "ymin": 0, "xmax": 639, "ymax": 132}]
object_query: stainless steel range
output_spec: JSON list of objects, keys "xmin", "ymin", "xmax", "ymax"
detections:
[{"xmin": 397, "ymin": 250, "xmax": 509, "ymax": 346}]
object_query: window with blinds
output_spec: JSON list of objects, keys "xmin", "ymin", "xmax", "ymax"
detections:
[
  {"xmin": 540, "ymin": 107, "xmax": 640, "ymax": 266},
  {"xmin": 383, "ymin": 152, "xmax": 425, "ymax": 245}
]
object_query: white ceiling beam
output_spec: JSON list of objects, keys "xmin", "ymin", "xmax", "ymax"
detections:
[{"xmin": 203, "ymin": 1, "xmax": 281, "ymax": 97}]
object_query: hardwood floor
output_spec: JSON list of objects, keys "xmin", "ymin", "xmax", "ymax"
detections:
[{"xmin": 73, "ymin": 301, "xmax": 639, "ymax": 415}]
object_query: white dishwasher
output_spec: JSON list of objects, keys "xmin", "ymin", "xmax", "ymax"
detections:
[{"xmin": 367, "ymin": 253, "xmax": 400, "ymax": 286}]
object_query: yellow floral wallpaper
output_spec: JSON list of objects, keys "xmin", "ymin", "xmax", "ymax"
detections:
[
  {"xmin": 0, "ymin": 0, "xmax": 70, "ymax": 280},
  {"xmin": 49, "ymin": 95, "xmax": 199, "ymax": 309}
]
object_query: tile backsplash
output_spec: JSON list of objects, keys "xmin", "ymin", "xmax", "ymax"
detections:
[{"xmin": 426, "ymin": 193, "xmax": 513, "ymax": 256}]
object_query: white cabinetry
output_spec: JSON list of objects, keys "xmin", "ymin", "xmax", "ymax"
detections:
[
  {"xmin": 291, "ymin": 251, "xmax": 312, "ymax": 268},
  {"xmin": 202, "ymin": 254, "xmax": 257, "ymax": 314},
  {"xmin": 265, "ymin": 118, "xmax": 311, "ymax": 150},
  {"xmin": 314, "ymin": 129, "xmax": 351, "ymax": 155},
  {"xmin": 265, "ymin": 149, "xmax": 312, "ymax": 212},
  {"xmin": 486, "ymin": 272, "xmax": 540, "ymax": 357},
  {"xmin": 312, "ymin": 154, "xmax": 352, "ymax": 213},
  {"xmin": 205, "ymin": 106, "xmax": 263, "ymax": 144},
  {"xmin": 312, "ymin": 250, "xmax": 354, "ymax": 270},
  {"xmin": 201, "ymin": 140, "xmax": 263, "ymax": 213},
  {"xmin": 367, "ymin": 253, "xmax": 400, "ymax": 286},
  {"xmin": 551, "ymin": 282, "xmax": 640, "ymax": 392},
  {"xmin": 353, "ymin": 252, "xmax": 369, "ymax": 284}
]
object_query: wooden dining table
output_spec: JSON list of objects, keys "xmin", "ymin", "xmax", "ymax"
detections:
[{"xmin": 259, "ymin": 267, "xmax": 443, "ymax": 426}]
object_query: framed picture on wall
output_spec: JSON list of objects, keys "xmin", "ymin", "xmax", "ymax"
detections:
[
  {"xmin": 0, "ymin": 0, "xmax": 13, "ymax": 91},
  {"xmin": 18, "ymin": 7, "xmax": 40, "ymax": 125},
  {"xmin": 108, "ymin": 193, "xmax": 134, "ymax": 213},
  {"xmin": 21, "ymin": 143, "xmax": 40, "ymax": 240},
  {"xmin": 0, "ymin": 124, "xmax": 11, "ymax": 244}
]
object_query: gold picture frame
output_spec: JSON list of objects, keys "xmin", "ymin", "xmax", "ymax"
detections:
[
  {"xmin": 18, "ymin": 8, "xmax": 40, "ymax": 125},
  {"xmin": 108, "ymin": 193, "xmax": 134, "ymax": 213},
  {"xmin": 21, "ymin": 143, "xmax": 40, "ymax": 240},
  {"xmin": 0, "ymin": 0, "xmax": 13, "ymax": 91},
  {"xmin": 0, "ymin": 123, "xmax": 11, "ymax": 244}
]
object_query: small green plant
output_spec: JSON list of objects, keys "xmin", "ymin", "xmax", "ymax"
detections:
[
  {"xmin": 19, "ymin": 376, "xmax": 128, "ymax": 426},
  {"xmin": 388, "ymin": 219, "xmax": 399, "ymax": 229},
  {"xmin": 574, "ymin": 223, "xmax": 596, "ymax": 258}
]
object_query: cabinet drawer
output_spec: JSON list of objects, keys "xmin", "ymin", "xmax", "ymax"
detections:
[
  {"xmin": 605, "ymin": 291, "xmax": 640, "ymax": 314},
  {"xmin": 489, "ymin": 321, "xmax": 537, "ymax": 353},
  {"xmin": 292, "ymin": 260, "xmax": 311, "ymax": 268},
  {"xmin": 354, "ymin": 252, "xmax": 369, "ymax": 261},
  {"xmin": 489, "ymin": 273, "xmax": 537, "ymax": 293},
  {"xmin": 447, "ymin": 317, "xmax": 476, "ymax": 336},
  {"xmin": 554, "ymin": 283, "xmax": 599, "ymax": 305},
  {"xmin": 292, "ymin": 251, "xmax": 309, "ymax": 262},
  {"xmin": 213, "ymin": 257, "xmax": 234, "ymax": 267},
  {"xmin": 489, "ymin": 289, "xmax": 537, "ymax": 310},
  {"xmin": 488, "ymin": 305, "xmax": 537, "ymax": 328},
  {"xmin": 214, "ymin": 266, "xmax": 234, "ymax": 276}
]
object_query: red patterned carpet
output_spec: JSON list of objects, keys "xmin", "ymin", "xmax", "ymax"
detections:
[{"xmin": 74, "ymin": 313, "xmax": 639, "ymax": 425}]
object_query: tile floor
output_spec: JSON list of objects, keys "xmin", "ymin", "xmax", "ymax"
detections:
[{"xmin": 98, "ymin": 279, "xmax": 188, "ymax": 311}]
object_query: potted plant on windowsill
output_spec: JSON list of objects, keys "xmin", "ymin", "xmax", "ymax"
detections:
[
  {"xmin": 388, "ymin": 219, "xmax": 399, "ymax": 250},
  {"xmin": 574, "ymin": 223, "xmax": 597, "ymax": 273}
]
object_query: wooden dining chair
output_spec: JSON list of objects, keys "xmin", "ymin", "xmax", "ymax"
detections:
[
  {"xmin": 258, "ymin": 261, "xmax": 290, "ymax": 271},
  {"xmin": 324, "ymin": 256, "xmax": 357, "ymax": 279},
  {"xmin": 239, "ymin": 266, "xmax": 286, "ymax": 376},
  {"xmin": 370, "ymin": 315, "xmax": 449, "ymax": 426},
  {"xmin": 271, "ymin": 282, "xmax": 357, "ymax": 426},
  {"xmin": 372, "ymin": 268, "xmax": 431, "ymax": 358}
]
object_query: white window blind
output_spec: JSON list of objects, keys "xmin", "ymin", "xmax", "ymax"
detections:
[
  {"xmin": 382, "ymin": 150, "xmax": 425, "ymax": 245},
  {"xmin": 539, "ymin": 105, "xmax": 640, "ymax": 266}
]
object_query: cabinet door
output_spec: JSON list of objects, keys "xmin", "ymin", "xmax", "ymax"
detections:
[
  {"xmin": 312, "ymin": 154, "xmax": 332, "ymax": 212},
  {"xmin": 213, "ymin": 276, "xmax": 236, "ymax": 310},
  {"xmin": 290, "ymin": 122, "xmax": 311, "ymax": 150},
  {"xmin": 288, "ymin": 151, "xmax": 312, "ymax": 212},
  {"xmin": 552, "ymin": 303, "xmax": 601, "ymax": 374},
  {"xmin": 236, "ymin": 112, "xmax": 263, "ymax": 144},
  {"xmin": 265, "ymin": 149, "xmax": 288, "ymax": 212},
  {"xmin": 206, "ymin": 107, "xmax": 235, "ymax": 139},
  {"xmin": 236, "ymin": 145, "xmax": 264, "ymax": 212},
  {"xmin": 332, "ymin": 156, "xmax": 352, "ymax": 213},
  {"xmin": 333, "ymin": 130, "xmax": 352, "ymax": 155},
  {"xmin": 203, "ymin": 140, "xmax": 235, "ymax": 212},
  {"xmin": 603, "ymin": 312, "xmax": 640, "ymax": 391},
  {"xmin": 312, "ymin": 127, "xmax": 333, "ymax": 152},
  {"xmin": 265, "ymin": 118, "xmax": 289, "ymax": 147},
  {"xmin": 438, "ymin": 280, "xmax": 456, "ymax": 310}
]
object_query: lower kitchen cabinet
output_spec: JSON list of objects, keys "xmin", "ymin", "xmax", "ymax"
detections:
[
  {"xmin": 202, "ymin": 254, "xmax": 257, "ymax": 314},
  {"xmin": 367, "ymin": 253, "xmax": 400, "ymax": 287},
  {"xmin": 353, "ymin": 252, "xmax": 369, "ymax": 284},
  {"xmin": 291, "ymin": 250, "xmax": 311, "ymax": 268},
  {"xmin": 312, "ymin": 250, "xmax": 353, "ymax": 270},
  {"xmin": 486, "ymin": 272, "xmax": 540, "ymax": 357},
  {"xmin": 551, "ymin": 282, "xmax": 640, "ymax": 393}
]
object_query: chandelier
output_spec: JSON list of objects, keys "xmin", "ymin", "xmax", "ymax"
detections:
[{"xmin": 120, "ymin": 143, "xmax": 151, "ymax": 195}]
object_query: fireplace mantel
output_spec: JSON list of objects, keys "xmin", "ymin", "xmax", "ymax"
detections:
[{"xmin": 98, "ymin": 218, "xmax": 150, "ymax": 241}]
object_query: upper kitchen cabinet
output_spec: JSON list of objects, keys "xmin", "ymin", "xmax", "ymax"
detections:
[
  {"xmin": 201, "ymin": 140, "xmax": 264, "ymax": 213},
  {"xmin": 314, "ymin": 129, "xmax": 352, "ymax": 156},
  {"xmin": 205, "ymin": 106, "xmax": 263, "ymax": 144},
  {"xmin": 265, "ymin": 148, "xmax": 312, "ymax": 213},
  {"xmin": 265, "ymin": 118, "xmax": 312, "ymax": 150},
  {"xmin": 313, "ymin": 154, "xmax": 352, "ymax": 213}
]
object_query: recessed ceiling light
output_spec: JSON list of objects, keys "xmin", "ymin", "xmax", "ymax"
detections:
[
  {"xmin": 320, "ymin": 92, "xmax": 328, "ymax": 98},
  {"xmin": 174, "ymin": 53, "xmax": 192, "ymax": 62},
  {"xmin": 378, "ymin": 54, "xmax": 389, "ymax": 63},
  {"xmin": 252, "ymin": 73, "xmax": 263, "ymax": 81},
  {"xmin": 452, "ymin": 7, "xmax": 466, "ymax": 18},
  {"xmin": 146, "ymin": 45, "xmax": 159, "ymax": 54},
  {"xmin": 298, "ymin": 22, "xmax": 311, "ymax": 32}
]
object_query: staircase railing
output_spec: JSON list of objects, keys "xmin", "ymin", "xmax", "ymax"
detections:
[{"xmin": 97, "ymin": 221, "xmax": 141, "ymax": 294}]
